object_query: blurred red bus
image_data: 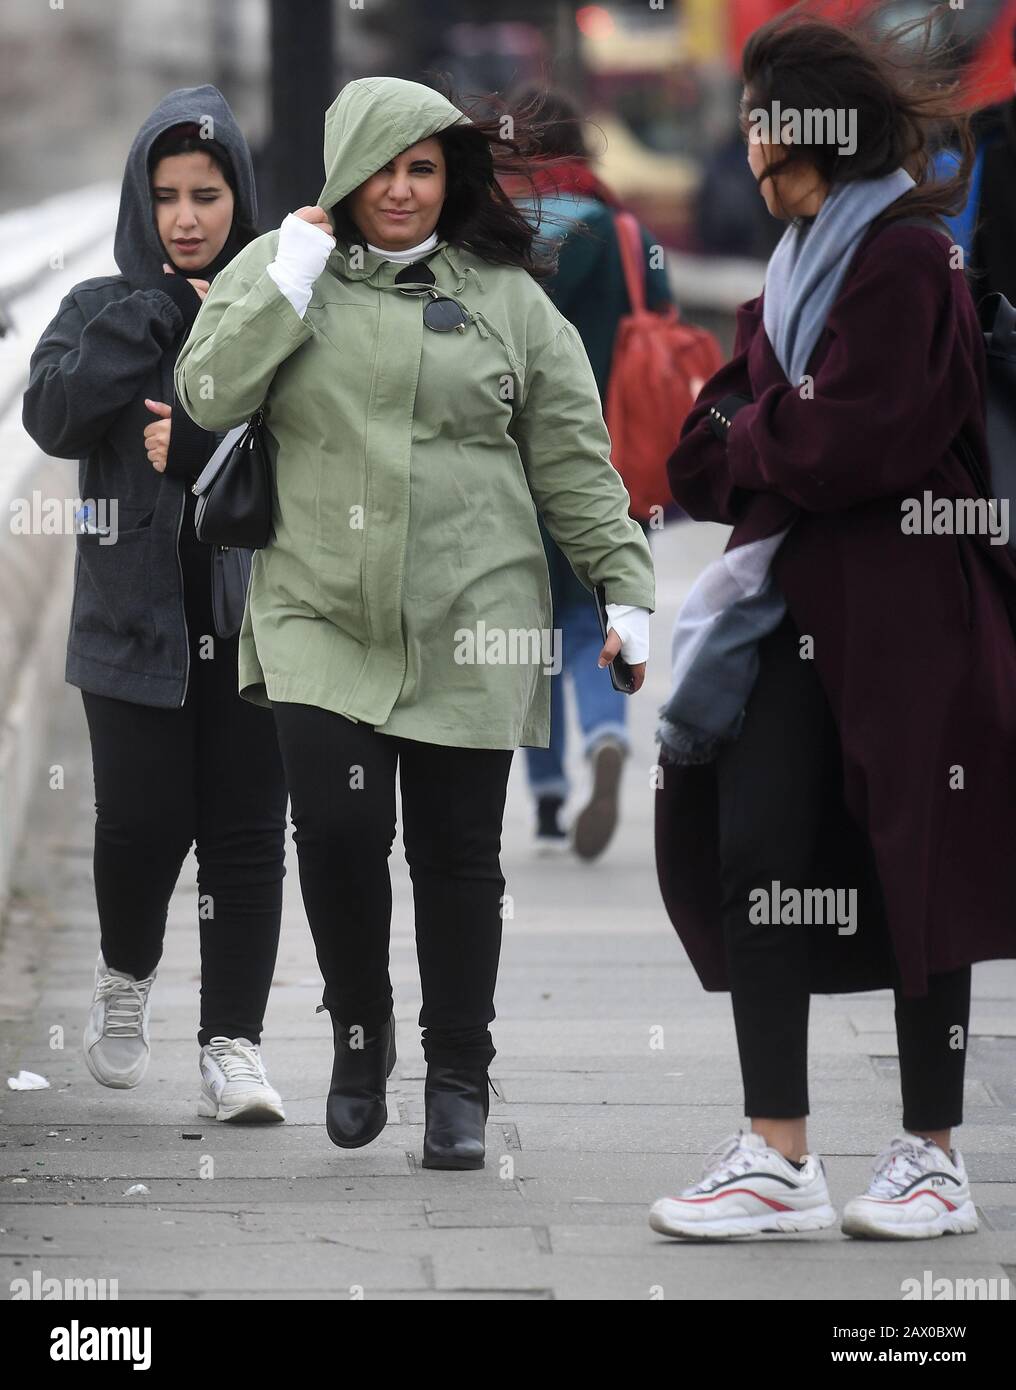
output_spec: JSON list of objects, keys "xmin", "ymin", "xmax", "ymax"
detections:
[{"xmin": 729, "ymin": 0, "xmax": 1016, "ymax": 105}]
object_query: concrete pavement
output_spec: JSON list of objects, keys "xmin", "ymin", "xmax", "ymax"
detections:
[{"xmin": 2, "ymin": 520, "xmax": 1014, "ymax": 1300}]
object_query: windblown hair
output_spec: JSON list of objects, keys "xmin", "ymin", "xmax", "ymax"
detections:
[
  {"xmin": 740, "ymin": 1, "xmax": 976, "ymax": 228},
  {"xmin": 332, "ymin": 82, "xmax": 603, "ymax": 281},
  {"xmin": 507, "ymin": 84, "xmax": 591, "ymax": 161}
]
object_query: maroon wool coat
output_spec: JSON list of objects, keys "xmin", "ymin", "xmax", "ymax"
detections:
[{"xmin": 656, "ymin": 219, "xmax": 1016, "ymax": 997}]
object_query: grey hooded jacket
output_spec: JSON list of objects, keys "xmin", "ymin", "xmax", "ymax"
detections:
[{"xmin": 22, "ymin": 86, "xmax": 258, "ymax": 707}]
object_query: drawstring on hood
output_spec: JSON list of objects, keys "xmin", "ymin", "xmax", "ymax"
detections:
[{"xmin": 113, "ymin": 84, "xmax": 258, "ymax": 289}]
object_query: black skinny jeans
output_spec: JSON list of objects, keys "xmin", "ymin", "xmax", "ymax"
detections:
[
  {"xmin": 81, "ymin": 529, "xmax": 288, "ymax": 1047},
  {"xmin": 270, "ymin": 701, "xmax": 514, "ymax": 1070},
  {"xmin": 716, "ymin": 615, "xmax": 970, "ymax": 1132}
]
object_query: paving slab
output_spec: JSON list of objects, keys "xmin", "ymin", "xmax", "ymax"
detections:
[{"xmin": 2, "ymin": 521, "xmax": 1014, "ymax": 1302}]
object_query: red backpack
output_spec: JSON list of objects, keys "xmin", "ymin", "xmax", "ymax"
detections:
[{"xmin": 604, "ymin": 211, "xmax": 725, "ymax": 522}]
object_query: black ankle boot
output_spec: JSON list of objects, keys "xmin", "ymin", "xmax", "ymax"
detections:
[
  {"xmin": 422, "ymin": 1064, "xmax": 498, "ymax": 1170},
  {"xmin": 320, "ymin": 1009, "xmax": 396, "ymax": 1149}
]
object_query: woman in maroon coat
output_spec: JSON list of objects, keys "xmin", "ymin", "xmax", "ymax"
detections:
[{"xmin": 651, "ymin": 11, "xmax": 1016, "ymax": 1241}]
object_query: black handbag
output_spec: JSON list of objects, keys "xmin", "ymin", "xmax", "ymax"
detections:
[{"xmin": 191, "ymin": 409, "xmax": 273, "ymax": 549}]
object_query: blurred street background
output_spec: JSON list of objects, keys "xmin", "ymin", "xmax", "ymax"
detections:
[
  {"xmin": 4, "ymin": 0, "xmax": 1016, "ymax": 332},
  {"xmin": 5, "ymin": 1, "xmax": 1016, "ymax": 229}
]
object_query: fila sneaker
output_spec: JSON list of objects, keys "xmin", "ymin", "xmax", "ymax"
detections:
[
  {"xmin": 649, "ymin": 1130, "xmax": 837, "ymax": 1239},
  {"xmin": 841, "ymin": 1134, "xmax": 978, "ymax": 1239}
]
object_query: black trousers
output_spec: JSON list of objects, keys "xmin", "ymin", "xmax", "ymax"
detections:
[
  {"xmin": 715, "ymin": 616, "xmax": 970, "ymax": 1132},
  {"xmin": 80, "ymin": 548, "xmax": 288, "ymax": 1047},
  {"xmin": 270, "ymin": 701, "xmax": 514, "ymax": 1069}
]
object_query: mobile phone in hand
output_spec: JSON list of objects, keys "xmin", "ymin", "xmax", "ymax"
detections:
[{"xmin": 593, "ymin": 582, "xmax": 635, "ymax": 694}]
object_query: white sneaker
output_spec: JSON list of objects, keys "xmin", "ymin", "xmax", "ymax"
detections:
[
  {"xmin": 83, "ymin": 952, "xmax": 156, "ymax": 1089},
  {"xmin": 198, "ymin": 1036, "xmax": 285, "ymax": 1123},
  {"xmin": 649, "ymin": 1130, "xmax": 837, "ymax": 1239},
  {"xmin": 842, "ymin": 1134, "xmax": 978, "ymax": 1239}
]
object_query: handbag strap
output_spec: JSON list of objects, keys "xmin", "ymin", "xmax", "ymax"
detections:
[
  {"xmin": 191, "ymin": 410, "xmax": 263, "ymax": 498},
  {"xmin": 613, "ymin": 210, "xmax": 647, "ymax": 315}
]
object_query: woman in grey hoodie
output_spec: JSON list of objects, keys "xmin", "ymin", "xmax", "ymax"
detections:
[{"xmin": 22, "ymin": 86, "xmax": 289, "ymax": 1122}]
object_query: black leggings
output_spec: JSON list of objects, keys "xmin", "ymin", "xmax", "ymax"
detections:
[
  {"xmin": 270, "ymin": 701, "xmax": 514, "ymax": 1069},
  {"xmin": 716, "ymin": 616, "xmax": 970, "ymax": 1132},
  {"xmin": 81, "ymin": 554, "xmax": 288, "ymax": 1047}
]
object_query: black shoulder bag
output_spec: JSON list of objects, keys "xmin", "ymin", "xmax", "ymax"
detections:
[
  {"xmin": 191, "ymin": 410, "xmax": 273, "ymax": 639},
  {"xmin": 192, "ymin": 409, "xmax": 273, "ymax": 548}
]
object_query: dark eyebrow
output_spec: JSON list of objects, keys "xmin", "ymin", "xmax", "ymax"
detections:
[
  {"xmin": 152, "ymin": 185, "xmax": 222, "ymax": 193},
  {"xmin": 380, "ymin": 157, "xmax": 438, "ymax": 172}
]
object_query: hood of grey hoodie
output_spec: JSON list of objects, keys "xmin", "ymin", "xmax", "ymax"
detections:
[{"xmin": 113, "ymin": 84, "xmax": 257, "ymax": 284}]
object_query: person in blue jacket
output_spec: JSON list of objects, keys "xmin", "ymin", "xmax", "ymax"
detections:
[{"xmin": 513, "ymin": 87, "xmax": 672, "ymax": 860}]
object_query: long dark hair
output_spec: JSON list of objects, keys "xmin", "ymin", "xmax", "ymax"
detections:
[
  {"xmin": 740, "ymin": 1, "xmax": 975, "ymax": 228},
  {"xmin": 332, "ymin": 83, "xmax": 598, "ymax": 281}
]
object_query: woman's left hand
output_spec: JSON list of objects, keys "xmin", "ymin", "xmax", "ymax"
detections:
[
  {"xmin": 143, "ymin": 399, "xmax": 172, "ymax": 472},
  {"xmin": 598, "ymin": 629, "xmax": 647, "ymax": 693}
]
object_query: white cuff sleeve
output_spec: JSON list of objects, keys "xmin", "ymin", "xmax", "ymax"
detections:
[
  {"xmin": 266, "ymin": 213, "xmax": 335, "ymax": 319},
  {"xmin": 604, "ymin": 603, "xmax": 650, "ymax": 665}
]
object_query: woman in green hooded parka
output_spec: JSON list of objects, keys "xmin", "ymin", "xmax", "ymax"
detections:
[{"xmin": 175, "ymin": 77, "xmax": 656, "ymax": 1169}]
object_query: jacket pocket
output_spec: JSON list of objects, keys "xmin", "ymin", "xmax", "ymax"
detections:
[
  {"xmin": 70, "ymin": 525, "xmax": 155, "ymax": 646},
  {"xmin": 311, "ymin": 525, "xmax": 367, "ymax": 641}
]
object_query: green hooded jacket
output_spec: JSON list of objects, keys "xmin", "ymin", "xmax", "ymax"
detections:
[{"xmin": 175, "ymin": 77, "xmax": 656, "ymax": 749}]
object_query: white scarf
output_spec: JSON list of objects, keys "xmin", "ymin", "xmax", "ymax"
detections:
[{"xmin": 365, "ymin": 230, "xmax": 439, "ymax": 263}]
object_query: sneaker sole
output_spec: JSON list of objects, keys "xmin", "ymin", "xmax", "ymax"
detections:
[
  {"xmin": 650, "ymin": 1202, "xmax": 838, "ymax": 1239},
  {"xmin": 572, "ymin": 745, "xmax": 623, "ymax": 860},
  {"xmin": 198, "ymin": 1089, "xmax": 285, "ymax": 1123},
  {"xmin": 534, "ymin": 838, "xmax": 571, "ymax": 857},
  {"xmin": 842, "ymin": 1199, "xmax": 978, "ymax": 1240},
  {"xmin": 82, "ymin": 1035, "xmax": 148, "ymax": 1090}
]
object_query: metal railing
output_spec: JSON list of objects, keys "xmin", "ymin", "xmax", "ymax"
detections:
[{"xmin": 0, "ymin": 185, "xmax": 119, "ymax": 917}]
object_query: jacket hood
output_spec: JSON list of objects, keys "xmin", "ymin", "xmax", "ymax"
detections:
[
  {"xmin": 317, "ymin": 77, "xmax": 470, "ymax": 230},
  {"xmin": 113, "ymin": 84, "xmax": 257, "ymax": 283}
]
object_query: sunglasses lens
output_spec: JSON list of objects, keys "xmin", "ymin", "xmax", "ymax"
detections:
[
  {"xmin": 423, "ymin": 296, "xmax": 469, "ymax": 332},
  {"xmin": 394, "ymin": 262, "xmax": 436, "ymax": 293}
]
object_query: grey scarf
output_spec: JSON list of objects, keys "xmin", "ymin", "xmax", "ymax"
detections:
[{"xmin": 657, "ymin": 168, "xmax": 916, "ymax": 765}]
